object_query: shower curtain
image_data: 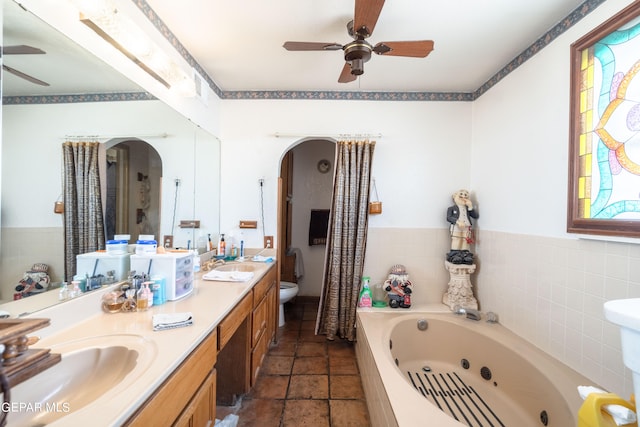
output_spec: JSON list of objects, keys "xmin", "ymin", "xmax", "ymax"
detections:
[
  {"xmin": 63, "ymin": 141, "xmax": 105, "ymax": 282},
  {"xmin": 315, "ymin": 139, "xmax": 375, "ymax": 341}
]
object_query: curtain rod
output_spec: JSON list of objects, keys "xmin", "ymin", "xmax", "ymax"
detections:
[
  {"xmin": 63, "ymin": 133, "xmax": 170, "ymax": 140},
  {"xmin": 273, "ymin": 132, "xmax": 382, "ymax": 139}
]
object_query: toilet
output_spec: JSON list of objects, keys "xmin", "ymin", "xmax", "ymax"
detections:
[{"xmin": 279, "ymin": 281, "xmax": 299, "ymax": 327}]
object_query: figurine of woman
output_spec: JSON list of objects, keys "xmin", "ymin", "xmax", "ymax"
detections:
[
  {"xmin": 446, "ymin": 189, "xmax": 478, "ymax": 264},
  {"xmin": 384, "ymin": 264, "xmax": 413, "ymax": 308}
]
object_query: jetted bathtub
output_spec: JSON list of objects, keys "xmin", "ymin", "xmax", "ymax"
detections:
[{"xmin": 355, "ymin": 307, "xmax": 600, "ymax": 427}]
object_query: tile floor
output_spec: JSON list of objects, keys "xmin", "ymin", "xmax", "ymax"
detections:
[{"xmin": 216, "ymin": 297, "xmax": 371, "ymax": 427}]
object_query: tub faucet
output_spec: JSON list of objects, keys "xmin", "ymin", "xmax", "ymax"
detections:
[{"xmin": 453, "ymin": 306, "xmax": 481, "ymax": 321}]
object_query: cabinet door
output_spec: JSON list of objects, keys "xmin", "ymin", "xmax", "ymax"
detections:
[{"xmin": 174, "ymin": 370, "xmax": 216, "ymax": 427}]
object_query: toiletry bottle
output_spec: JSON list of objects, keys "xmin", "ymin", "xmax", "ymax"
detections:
[
  {"xmin": 240, "ymin": 240, "xmax": 245, "ymax": 258},
  {"xmin": 69, "ymin": 280, "xmax": 83, "ymax": 299},
  {"xmin": 58, "ymin": 282, "xmax": 68, "ymax": 301},
  {"xmin": 207, "ymin": 234, "xmax": 214, "ymax": 252},
  {"xmin": 151, "ymin": 275, "xmax": 165, "ymax": 306},
  {"xmin": 218, "ymin": 234, "xmax": 226, "ymax": 257},
  {"xmin": 137, "ymin": 282, "xmax": 152, "ymax": 311},
  {"xmin": 358, "ymin": 277, "xmax": 372, "ymax": 308}
]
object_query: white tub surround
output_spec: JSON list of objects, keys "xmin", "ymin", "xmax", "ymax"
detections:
[
  {"xmin": 14, "ymin": 261, "xmax": 276, "ymax": 427},
  {"xmin": 356, "ymin": 306, "xmax": 601, "ymax": 427}
]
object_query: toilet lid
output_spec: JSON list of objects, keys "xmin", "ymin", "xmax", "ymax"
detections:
[{"xmin": 280, "ymin": 281, "xmax": 297, "ymax": 289}]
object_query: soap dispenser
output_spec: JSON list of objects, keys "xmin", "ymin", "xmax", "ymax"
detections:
[{"xmin": 137, "ymin": 281, "xmax": 153, "ymax": 311}]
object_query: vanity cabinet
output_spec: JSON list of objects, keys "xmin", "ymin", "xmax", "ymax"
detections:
[
  {"xmin": 217, "ymin": 265, "xmax": 278, "ymax": 403},
  {"xmin": 125, "ymin": 329, "xmax": 217, "ymax": 426}
]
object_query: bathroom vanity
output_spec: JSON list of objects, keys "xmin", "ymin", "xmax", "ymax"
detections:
[{"xmin": 10, "ymin": 259, "xmax": 278, "ymax": 427}]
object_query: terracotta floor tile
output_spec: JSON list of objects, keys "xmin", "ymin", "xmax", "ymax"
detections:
[
  {"xmin": 269, "ymin": 339, "xmax": 297, "ymax": 357},
  {"xmin": 283, "ymin": 400, "xmax": 329, "ymax": 427},
  {"xmin": 278, "ymin": 327, "xmax": 300, "ymax": 342},
  {"xmin": 328, "ymin": 341, "xmax": 356, "ymax": 359},
  {"xmin": 287, "ymin": 375, "xmax": 329, "ymax": 399},
  {"xmin": 261, "ymin": 355, "xmax": 294, "ymax": 375},
  {"xmin": 236, "ymin": 398, "xmax": 284, "ymax": 427},
  {"xmin": 299, "ymin": 329, "xmax": 327, "ymax": 343},
  {"xmin": 249, "ymin": 375, "xmax": 289, "ymax": 399},
  {"xmin": 292, "ymin": 356, "xmax": 328, "ymax": 375},
  {"xmin": 301, "ymin": 319, "xmax": 316, "ymax": 331},
  {"xmin": 329, "ymin": 356, "xmax": 359, "ymax": 375},
  {"xmin": 297, "ymin": 341, "xmax": 327, "ymax": 357},
  {"xmin": 329, "ymin": 375, "xmax": 364, "ymax": 399},
  {"xmin": 329, "ymin": 400, "xmax": 370, "ymax": 427},
  {"xmin": 302, "ymin": 309, "xmax": 319, "ymax": 321}
]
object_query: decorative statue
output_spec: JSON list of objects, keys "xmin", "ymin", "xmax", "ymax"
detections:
[
  {"xmin": 384, "ymin": 264, "xmax": 413, "ymax": 308},
  {"xmin": 446, "ymin": 189, "xmax": 478, "ymax": 265}
]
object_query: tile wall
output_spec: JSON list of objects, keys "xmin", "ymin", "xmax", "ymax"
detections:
[{"xmin": 364, "ymin": 227, "xmax": 640, "ymax": 398}]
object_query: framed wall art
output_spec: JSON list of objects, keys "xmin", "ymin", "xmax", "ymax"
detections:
[{"xmin": 567, "ymin": 2, "xmax": 640, "ymax": 237}]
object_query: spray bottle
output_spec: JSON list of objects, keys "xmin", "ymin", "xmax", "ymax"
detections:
[{"xmin": 358, "ymin": 276, "xmax": 372, "ymax": 308}]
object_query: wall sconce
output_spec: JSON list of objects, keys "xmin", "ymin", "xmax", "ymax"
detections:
[{"xmin": 71, "ymin": 0, "xmax": 195, "ymax": 95}]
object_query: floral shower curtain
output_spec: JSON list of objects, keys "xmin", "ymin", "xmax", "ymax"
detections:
[
  {"xmin": 315, "ymin": 139, "xmax": 375, "ymax": 341},
  {"xmin": 63, "ymin": 141, "xmax": 105, "ymax": 282}
]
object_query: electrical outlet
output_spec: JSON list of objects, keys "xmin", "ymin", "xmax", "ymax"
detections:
[
  {"xmin": 174, "ymin": 178, "xmax": 181, "ymax": 186},
  {"xmin": 264, "ymin": 236, "xmax": 273, "ymax": 248},
  {"xmin": 163, "ymin": 235, "xmax": 173, "ymax": 248}
]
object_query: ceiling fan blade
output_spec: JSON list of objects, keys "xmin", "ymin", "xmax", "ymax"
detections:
[
  {"xmin": 2, "ymin": 45, "xmax": 46, "ymax": 55},
  {"xmin": 354, "ymin": 0, "xmax": 385, "ymax": 38},
  {"xmin": 283, "ymin": 42, "xmax": 343, "ymax": 51},
  {"xmin": 373, "ymin": 40, "xmax": 434, "ymax": 57},
  {"xmin": 338, "ymin": 62, "xmax": 357, "ymax": 83},
  {"xmin": 2, "ymin": 64, "xmax": 50, "ymax": 86}
]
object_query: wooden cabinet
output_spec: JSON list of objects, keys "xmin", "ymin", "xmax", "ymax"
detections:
[
  {"xmin": 174, "ymin": 370, "xmax": 216, "ymax": 427},
  {"xmin": 250, "ymin": 267, "xmax": 277, "ymax": 385},
  {"xmin": 217, "ymin": 264, "xmax": 278, "ymax": 402},
  {"xmin": 125, "ymin": 329, "xmax": 217, "ymax": 427}
]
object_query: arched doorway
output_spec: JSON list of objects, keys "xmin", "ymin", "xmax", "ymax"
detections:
[
  {"xmin": 105, "ymin": 139, "xmax": 162, "ymax": 242},
  {"xmin": 279, "ymin": 138, "xmax": 335, "ymax": 297}
]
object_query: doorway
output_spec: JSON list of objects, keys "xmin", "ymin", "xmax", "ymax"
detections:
[
  {"xmin": 105, "ymin": 139, "xmax": 162, "ymax": 242},
  {"xmin": 279, "ymin": 139, "xmax": 335, "ymax": 297}
]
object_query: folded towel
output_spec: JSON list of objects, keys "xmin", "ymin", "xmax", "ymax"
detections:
[
  {"xmin": 202, "ymin": 270, "xmax": 255, "ymax": 282},
  {"xmin": 251, "ymin": 255, "xmax": 274, "ymax": 263},
  {"xmin": 153, "ymin": 312, "xmax": 193, "ymax": 331},
  {"xmin": 578, "ymin": 386, "xmax": 637, "ymax": 426}
]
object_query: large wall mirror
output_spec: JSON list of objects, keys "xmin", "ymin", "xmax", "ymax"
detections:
[{"xmin": 0, "ymin": 0, "xmax": 221, "ymax": 314}]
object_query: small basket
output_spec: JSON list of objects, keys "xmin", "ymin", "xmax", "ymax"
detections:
[{"xmin": 369, "ymin": 178, "xmax": 382, "ymax": 215}]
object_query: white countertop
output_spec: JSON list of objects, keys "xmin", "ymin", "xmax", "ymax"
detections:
[{"xmin": 13, "ymin": 260, "xmax": 275, "ymax": 427}]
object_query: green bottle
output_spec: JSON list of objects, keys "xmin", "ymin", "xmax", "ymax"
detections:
[{"xmin": 358, "ymin": 276, "xmax": 372, "ymax": 308}]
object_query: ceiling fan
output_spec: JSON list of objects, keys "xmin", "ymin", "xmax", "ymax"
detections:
[
  {"xmin": 283, "ymin": 0, "xmax": 434, "ymax": 83},
  {"xmin": 2, "ymin": 45, "xmax": 50, "ymax": 87}
]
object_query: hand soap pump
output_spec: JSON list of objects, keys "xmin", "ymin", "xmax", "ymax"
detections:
[{"xmin": 137, "ymin": 281, "xmax": 153, "ymax": 311}]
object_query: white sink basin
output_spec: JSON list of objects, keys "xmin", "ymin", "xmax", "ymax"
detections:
[
  {"xmin": 214, "ymin": 263, "xmax": 259, "ymax": 272},
  {"xmin": 8, "ymin": 334, "xmax": 157, "ymax": 426}
]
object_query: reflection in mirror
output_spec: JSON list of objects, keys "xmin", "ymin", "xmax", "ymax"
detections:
[
  {"xmin": 105, "ymin": 140, "xmax": 162, "ymax": 242},
  {"xmin": 0, "ymin": 0, "xmax": 220, "ymax": 315}
]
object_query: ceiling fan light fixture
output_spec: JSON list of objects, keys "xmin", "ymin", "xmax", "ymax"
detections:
[{"xmin": 350, "ymin": 58, "xmax": 364, "ymax": 76}]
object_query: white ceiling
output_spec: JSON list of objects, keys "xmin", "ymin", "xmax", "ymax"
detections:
[
  {"xmin": 145, "ymin": 0, "xmax": 587, "ymax": 93},
  {"xmin": 4, "ymin": 0, "xmax": 592, "ymax": 96}
]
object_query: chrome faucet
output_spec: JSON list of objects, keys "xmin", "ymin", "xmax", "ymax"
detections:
[{"xmin": 453, "ymin": 306, "xmax": 482, "ymax": 321}]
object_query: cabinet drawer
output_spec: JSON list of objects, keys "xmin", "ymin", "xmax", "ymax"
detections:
[
  {"xmin": 250, "ymin": 327, "xmax": 270, "ymax": 386},
  {"xmin": 218, "ymin": 293, "xmax": 252, "ymax": 350},
  {"xmin": 252, "ymin": 296, "xmax": 269, "ymax": 347},
  {"xmin": 253, "ymin": 267, "xmax": 276, "ymax": 308}
]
